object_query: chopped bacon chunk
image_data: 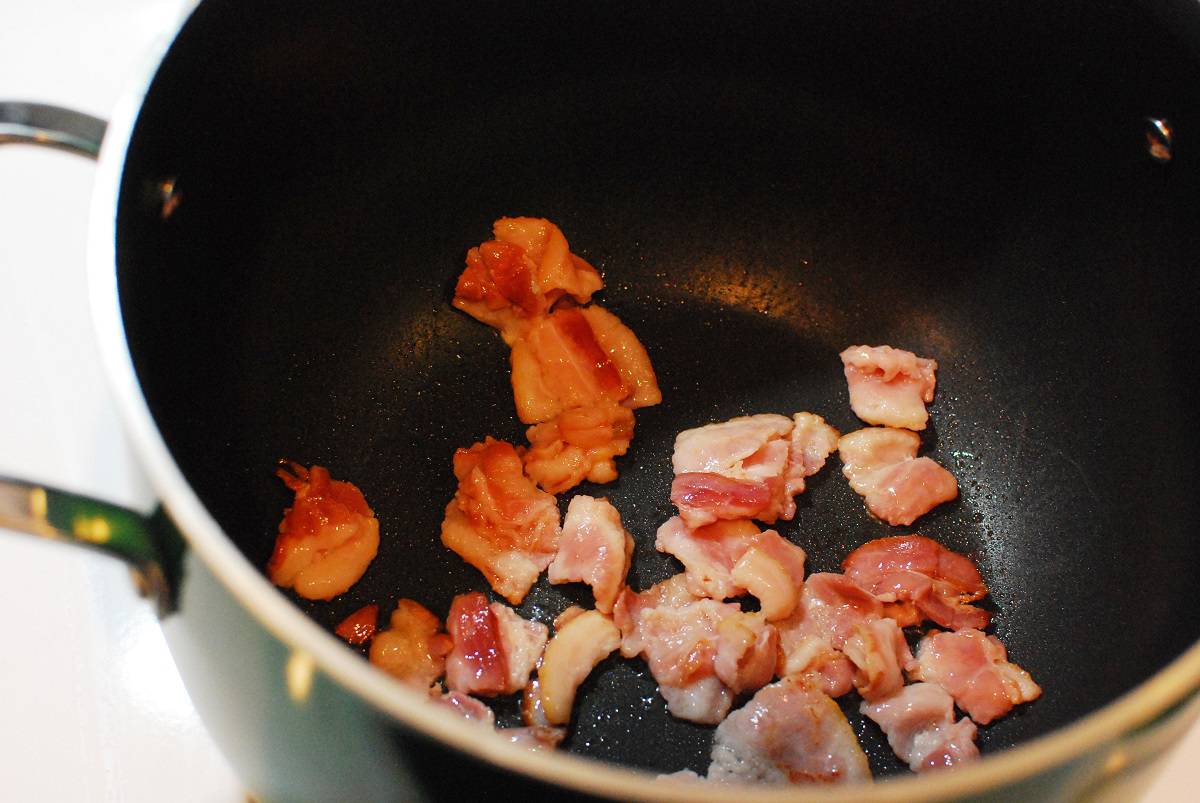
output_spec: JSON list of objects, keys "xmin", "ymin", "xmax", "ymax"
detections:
[
  {"xmin": 440, "ymin": 438, "xmax": 561, "ymax": 604},
  {"xmin": 499, "ymin": 726, "xmax": 567, "ymax": 751},
  {"xmin": 838, "ymin": 427, "xmax": 958, "ymax": 526},
  {"xmin": 654, "ymin": 516, "xmax": 806, "ymax": 620},
  {"xmin": 577, "ymin": 305, "xmax": 662, "ymax": 409},
  {"xmin": 840, "ymin": 344, "xmax": 938, "ymax": 431},
  {"xmin": 842, "ymin": 617, "xmax": 914, "ymax": 702},
  {"xmin": 523, "ymin": 404, "xmax": 635, "ymax": 494},
  {"xmin": 267, "ymin": 463, "xmax": 380, "ymax": 601},
  {"xmin": 547, "ymin": 496, "xmax": 634, "ymax": 614},
  {"xmin": 536, "ymin": 608, "xmax": 622, "ymax": 725},
  {"xmin": 843, "ymin": 535, "xmax": 990, "ymax": 630},
  {"xmin": 784, "ymin": 412, "xmax": 841, "ymax": 498},
  {"xmin": 445, "ymin": 592, "xmax": 548, "ymax": 697},
  {"xmin": 452, "ymin": 217, "xmax": 603, "ymax": 342},
  {"xmin": 435, "ymin": 690, "xmax": 497, "ymax": 726},
  {"xmin": 860, "ymin": 682, "xmax": 980, "ymax": 772},
  {"xmin": 671, "ymin": 413, "xmax": 837, "ymax": 527},
  {"xmin": 368, "ymin": 599, "xmax": 452, "ymax": 691},
  {"xmin": 909, "ymin": 629, "xmax": 1042, "ymax": 725},
  {"xmin": 774, "ymin": 573, "xmax": 884, "ymax": 697},
  {"xmin": 615, "ymin": 576, "xmax": 778, "ymax": 724},
  {"xmin": 335, "ymin": 604, "xmax": 379, "ymax": 646},
  {"xmin": 709, "ymin": 678, "xmax": 871, "ymax": 785}
]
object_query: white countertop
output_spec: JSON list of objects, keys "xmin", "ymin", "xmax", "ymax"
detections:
[{"xmin": 0, "ymin": 2, "xmax": 1196, "ymax": 801}]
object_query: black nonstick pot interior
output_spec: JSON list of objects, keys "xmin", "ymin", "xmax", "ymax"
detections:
[{"xmin": 115, "ymin": 0, "xmax": 1200, "ymax": 782}]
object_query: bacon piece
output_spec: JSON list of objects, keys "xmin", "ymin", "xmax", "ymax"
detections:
[
  {"xmin": 499, "ymin": 726, "xmax": 567, "ymax": 751},
  {"xmin": 440, "ymin": 438, "xmax": 561, "ymax": 604},
  {"xmin": 840, "ymin": 344, "xmax": 938, "ymax": 431},
  {"xmin": 774, "ymin": 573, "xmax": 884, "ymax": 697},
  {"xmin": 654, "ymin": 516, "xmax": 806, "ymax": 620},
  {"xmin": 842, "ymin": 617, "xmax": 914, "ymax": 702},
  {"xmin": 435, "ymin": 690, "xmax": 496, "ymax": 725},
  {"xmin": 368, "ymin": 599, "xmax": 453, "ymax": 690},
  {"xmin": 709, "ymin": 678, "xmax": 871, "ymax": 785},
  {"xmin": 523, "ymin": 404, "xmax": 635, "ymax": 493},
  {"xmin": 615, "ymin": 576, "xmax": 778, "ymax": 724},
  {"xmin": 578, "ymin": 305, "xmax": 662, "ymax": 409},
  {"xmin": 536, "ymin": 607, "xmax": 621, "ymax": 725},
  {"xmin": 335, "ymin": 603, "xmax": 379, "ymax": 646},
  {"xmin": 547, "ymin": 496, "xmax": 634, "ymax": 614},
  {"xmin": 861, "ymin": 682, "xmax": 980, "ymax": 772},
  {"xmin": 267, "ymin": 463, "xmax": 381, "ymax": 600},
  {"xmin": 910, "ymin": 629, "xmax": 1042, "ymax": 725},
  {"xmin": 784, "ymin": 412, "xmax": 841, "ymax": 498},
  {"xmin": 843, "ymin": 535, "xmax": 990, "ymax": 630},
  {"xmin": 838, "ymin": 427, "xmax": 958, "ymax": 526},
  {"xmin": 445, "ymin": 592, "xmax": 548, "ymax": 696},
  {"xmin": 671, "ymin": 413, "xmax": 837, "ymax": 527},
  {"xmin": 452, "ymin": 217, "xmax": 603, "ymax": 342}
]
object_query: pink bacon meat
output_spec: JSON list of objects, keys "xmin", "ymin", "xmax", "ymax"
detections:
[
  {"xmin": 838, "ymin": 427, "xmax": 958, "ymax": 526},
  {"xmin": 444, "ymin": 591, "xmax": 548, "ymax": 697},
  {"xmin": 708, "ymin": 677, "xmax": 872, "ymax": 785},
  {"xmin": 654, "ymin": 516, "xmax": 806, "ymax": 620},
  {"xmin": 547, "ymin": 495, "xmax": 634, "ymax": 614},
  {"xmin": 840, "ymin": 344, "xmax": 938, "ymax": 431},
  {"xmin": 861, "ymin": 682, "xmax": 980, "ymax": 772},
  {"xmin": 909, "ymin": 628, "xmax": 1042, "ymax": 725},
  {"xmin": 843, "ymin": 535, "xmax": 990, "ymax": 630},
  {"xmin": 671, "ymin": 412, "xmax": 838, "ymax": 528}
]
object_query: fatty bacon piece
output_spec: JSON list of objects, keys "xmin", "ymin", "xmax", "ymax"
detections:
[
  {"xmin": 775, "ymin": 573, "xmax": 886, "ymax": 698},
  {"xmin": 861, "ymin": 682, "xmax": 980, "ymax": 772},
  {"xmin": 614, "ymin": 577, "xmax": 778, "ymax": 724},
  {"xmin": 843, "ymin": 535, "xmax": 990, "ymax": 630},
  {"xmin": 842, "ymin": 617, "xmax": 914, "ymax": 702},
  {"xmin": 535, "ymin": 607, "xmax": 622, "ymax": 725},
  {"xmin": 268, "ymin": 463, "xmax": 380, "ymax": 601},
  {"xmin": 368, "ymin": 599, "xmax": 453, "ymax": 691},
  {"xmin": 452, "ymin": 217, "xmax": 603, "ymax": 343},
  {"xmin": 838, "ymin": 427, "xmax": 958, "ymax": 526},
  {"xmin": 654, "ymin": 516, "xmax": 807, "ymax": 620},
  {"xmin": 671, "ymin": 413, "xmax": 839, "ymax": 528},
  {"xmin": 445, "ymin": 591, "xmax": 549, "ymax": 697},
  {"xmin": 840, "ymin": 345, "xmax": 938, "ymax": 431},
  {"xmin": 547, "ymin": 496, "xmax": 634, "ymax": 614},
  {"xmin": 440, "ymin": 438, "xmax": 561, "ymax": 604},
  {"xmin": 510, "ymin": 305, "xmax": 660, "ymax": 425},
  {"xmin": 910, "ymin": 629, "xmax": 1041, "ymax": 725},
  {"xmin": 708, "ymin": 677, "xmax": 872, "ymax": 785}
]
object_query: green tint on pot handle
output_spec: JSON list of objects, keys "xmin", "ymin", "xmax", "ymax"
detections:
[
  {"xmin": 0, "ymin": 477, "xmax": 184, "ymax": 614},
  {"xmin": 0, "ymin": 103, "xmax": 183, "ymax": 612}
]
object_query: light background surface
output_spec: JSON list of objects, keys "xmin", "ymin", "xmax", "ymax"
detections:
[{"xmin": 0, "ymin": 1, "xmax": 1196, "ymax": 800}]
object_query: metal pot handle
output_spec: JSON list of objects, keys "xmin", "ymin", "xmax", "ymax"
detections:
[
  {"xmin": 0, "ymin": 102, "xmax": 106, "ymax": 157},
  {"xmin": 0, "ymin": 102, "xmax": 180, "ymax": 614}
]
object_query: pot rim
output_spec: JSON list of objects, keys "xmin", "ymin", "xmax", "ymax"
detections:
[{"xmin": 85, "ymin": 3, "xmax": 1200, "ymax": 800}]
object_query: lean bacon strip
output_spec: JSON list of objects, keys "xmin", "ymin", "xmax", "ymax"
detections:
[
  {"xmin": 909, "ymin": 629, "xmax": 1042, "ymax": 725},
  {"xmin": 440, "ymin": 438, "xmax": 561, "ymax": 605},
  {"xmin": 840, "ymin": 344, "xmax": 938, "ymax": 431},
  {"xmin": 843, "ymin": 535, "xmax": 990, "ymax": 630},
  {"xmin": 838, "ymin": 427, "xmax": 958, "ymax": 526}
]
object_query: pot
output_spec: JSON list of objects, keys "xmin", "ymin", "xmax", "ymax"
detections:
[{"xmin": 3, "ymin": 1, "xmax": 1200, "ymax": 800}]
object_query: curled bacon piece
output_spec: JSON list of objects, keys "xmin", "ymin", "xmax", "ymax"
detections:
[
  {"xmin": 267, "ymin": 463, "xmax": 380, "ymax": 601},
  {"xmin": 536, "ymin": 607, "xmax": 621, "ymax": 725},
  {"xmin": 840, "ymin": 344, "xmax": 938, "ymax": 431}
]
